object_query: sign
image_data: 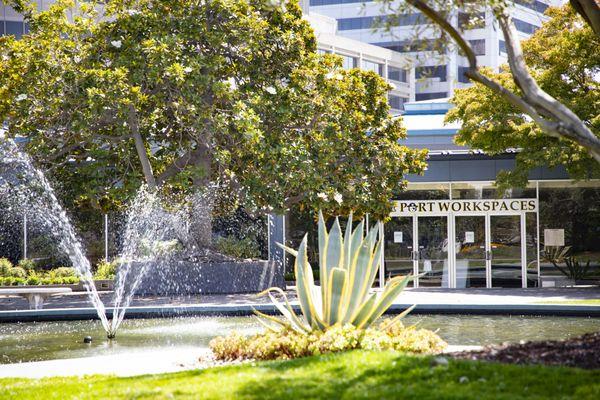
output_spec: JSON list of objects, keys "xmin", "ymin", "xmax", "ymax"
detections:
[
  {"xmin": 465, "ymin": 231, "xmax": 475, "ymax": 243},
  {"xmin": 544, "ymin": 229, "xmax": 565, "ymax": 246},
  {"xmin": 392, "ymin": 199, "xmax": 537, "ymax": 216},
  {"xmin": 393, "ymin": 231, "xmax": 403, "ymax": 243}
]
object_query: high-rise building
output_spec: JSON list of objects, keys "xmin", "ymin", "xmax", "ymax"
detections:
[
  {"xmin": 306, "ymin": 12, "xmax": 414, "ymax": 113},
  {"xmin": 307, "ymin": 0, "xmax": 562, "ymax": 101}
]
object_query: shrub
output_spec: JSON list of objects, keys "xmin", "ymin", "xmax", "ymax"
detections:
[
  {"xmin": 0, "ymin": 258, "xmax": 13, "ymax": 276},
  {"xmin": 18, "ymin": 259, "xmax": 36, "ymax": 271},
  {"xmin": 215, "ymin": 235, "xmax": 261, "ymax": 259},
  {"xmin": 1, "ymin": 277, "xmax": 14, "ymax": 286},
  {"xmin": 62, "ymin": 276, "xmax": 78, "ymax": 284},
  {"xmin": 95, "ymin": 259, "xmax": 117, "ymax": 280},
  {"xmin": 8, "ymin": 267, "xmax": 27, "ymax": 279},
  {"xmin": 26, "ymin": 272, "xmax": 40, "ymax": 285},
  {"xmin": 12, "ymin": 277, "xmax": 25, "ymax": 286},
  {"xmin": 48, "ymin": 267, "xmax": 77, "ymax": 278},
  {"xmin": 210, "ymin": 322, "xmax": 447, "ymax": 361}
]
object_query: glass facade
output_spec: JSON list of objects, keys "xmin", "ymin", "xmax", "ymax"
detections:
[
  {"xmin": 388, "ymin": 94, "xmax": 408, "ymax": 111},
  {"xmin": 361, "ymin": 60, "xmax": 383, "ymax": 76},
  {"xmin": 387, "ymin": 66, "xmax": 407, "ymax": 83},
  {"xmin": 384, "ymin": 180, "xmax": 600, "ymax": 288}
]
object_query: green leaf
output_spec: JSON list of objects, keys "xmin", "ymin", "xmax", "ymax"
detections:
[{"xmin": 327, "ymin": 267, "xmax": 348, "ymax": 325}]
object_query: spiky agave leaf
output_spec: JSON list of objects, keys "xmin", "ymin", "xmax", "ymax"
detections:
[
  {"xmin": 343, "ymin": 212, "xmax": 353, "ymax": 270},
  {"xmin": 258, "ymin": 287, "xmax": 309, "ymax": 333},
  {"xmin": 295, "ymin": 235, "xmax": 326, "ymax": 330},
  {"xmin": 379, "ymin": 304, "xmax": 417, "ymax": 331},
  {"xmin": 326, "ymin": 267, "xmax": 348, "ymax": 324},
  {"xmin": 354, "ymin": 274, "xmax": 413, "ymax": 329},
  {"xmin": 252, "ymin": 308, "xmax": 292, "ymax": 332}
]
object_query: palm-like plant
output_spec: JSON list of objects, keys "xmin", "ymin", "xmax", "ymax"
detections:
[{"xmin": 255, "ymin": 212, "xmax": 414, "ymax": 332}]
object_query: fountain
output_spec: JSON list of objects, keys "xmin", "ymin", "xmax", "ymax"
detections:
[
  {"xmin": 0, "ymin": 136, "xmax": 194, "ymax": 337},
  {"xmin": 0, "ymin": 137, "xmax": 111, "ymax": 333},
  {"xmin": 0, "ymin": 135, "xmax": 283, "ymax": 339}
]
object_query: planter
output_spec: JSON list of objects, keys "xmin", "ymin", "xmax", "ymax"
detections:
[
  {"xmin": 540, "ymin": 276, "xmax": 576, "ymax": 287},
  {"xmin": 0, "ymin": 280, "xmax": 115, "ymax": 291},
  {"xmin": 131, "ymin": 260, "xmax": 284, "ymax": 295}
]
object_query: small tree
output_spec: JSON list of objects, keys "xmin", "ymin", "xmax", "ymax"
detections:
[
  {"xmin": 446, "ymin": 5, "xmax": 599, "ymax": 187},
  {"xmin": 379, "ymin": 0, "xmax": 600, "ymax": 164}
]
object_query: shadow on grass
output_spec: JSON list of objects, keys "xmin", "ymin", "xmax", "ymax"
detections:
[{"xmin": 228, "ymin": 351, "xmax": 600, "ymax": 400}]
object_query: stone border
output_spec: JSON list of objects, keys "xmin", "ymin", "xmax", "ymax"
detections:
[{"xmin": 1, "ymin": 302, "xmax": 599, "ymax": 323}]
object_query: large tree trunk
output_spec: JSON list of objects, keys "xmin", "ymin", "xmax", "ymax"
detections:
[{"xmin": 189, "ymin": 143, "xmax": 214, "ymax": 250}]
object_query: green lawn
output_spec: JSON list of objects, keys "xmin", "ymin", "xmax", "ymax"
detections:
[
  {"xmin": 1, "ymin": 351, "xmax": 598, "ymax": 399},
  {"xmin": 536, "ymin": 299, "xmax": 600, "ymax": 305}
]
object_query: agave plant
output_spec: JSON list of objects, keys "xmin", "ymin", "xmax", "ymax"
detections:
[{"xmin": 255, "ymin": 211, "xmax": 414, "ymax": 333}]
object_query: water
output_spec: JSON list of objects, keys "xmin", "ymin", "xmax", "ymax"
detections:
[
  {"xmin": 0, "ymin": 137, "xmax": 202, "ymax": 338},
  {"xmin": 0, "ymin": 315, "xmax": 598, "ymax": 364},
  {"xmin": 0, "ymin": 138, "xmax": 110, "ymax": 332},
  {"xmin": 109, "ymin": 188, "xmax": 190, "ymax": 337}
]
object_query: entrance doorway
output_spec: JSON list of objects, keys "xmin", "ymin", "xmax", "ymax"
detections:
[
  {"xmin": 490, "ymin": 215, "xmax": 523, "ymax": 288},
  {"xmin": 417, "ymin": 216, "xmax": 449, "ymax": 287},
  {"xmin": 385, "ymin": 199, "xmax": 537, "ymax": 288}
]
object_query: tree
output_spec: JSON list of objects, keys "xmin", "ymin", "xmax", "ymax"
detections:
[
  {"xmin": 446, "ymin": 5, "xmax": 600, "ymax": 187},
  {"xmin": 0, "ymin": 0, "xmax": 426, "ymax": 238},
  {"xmin": 379, "ymin": 0, "xmax": 600, "ymax": 164}
]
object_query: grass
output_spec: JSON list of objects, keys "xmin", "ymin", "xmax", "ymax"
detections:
[
  {"xmin": 536, "ymin": 299, "xmax": 600, "ymax": 305},
  {"xmin": 1, "ymin": 351, "xmax": 599, "ymax": 399}
]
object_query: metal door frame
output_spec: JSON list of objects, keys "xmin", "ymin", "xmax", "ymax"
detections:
[{"xmin": 486, "ymin": 213, "xmax": 528, "ymax": 288}]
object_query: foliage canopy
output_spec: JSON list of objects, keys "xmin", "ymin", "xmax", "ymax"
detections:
[{"xmin": 0, "ymin": 0, "xmax": 426, "ymax": 219}]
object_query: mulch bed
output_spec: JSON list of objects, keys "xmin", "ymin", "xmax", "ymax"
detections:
[{"xmin": 451, "ymin": 331, "xmax": 600, "ymax": 369}]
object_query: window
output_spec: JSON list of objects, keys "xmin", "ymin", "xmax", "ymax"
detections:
[
  {"xmin": 310, "ymin": 0, "xmax": 373, "ymax": 5},
  {"xmin": 317, "ymin": 49, "xmax": 331, "ymax": 55},
  {"xmin": 5, "ymin": 21, "xmax": 23, "ymax": 38},
  {"xmin": 415, "ymin": 65, "xmax": 446, "ymax": 81},
  {"xmin": 374, "ymin": 39, "xmax": 439, "ymax": 53},
  {"xmin": 499, "ymin": 40, "xmax": 506, "ymax": 54},
  {"xmin": 362, "ymin": 60, "xmax": 383, "ymax": 76},
  {"xmin": 388, "ymin": 94, "xmax": 408, "ymax": 111},
  {"xmin": 340, "ymin": 54, "xmax": 357, "ymax": 70},
  {"xmin": 513, "ymin": 0, "xmax": 549, "ymax": 14},
  {"xmin": 337, "ymin": 13, "xmax": 425, "ymax": 31},
  {"xmin": 458, "ymin": 12, "xmax": 485, "ymax": 30},
  {"xmin": 513, "ymin": 18, "xmax": 539, "ymax": 34},
  {"xmin": 387, "ymin": 66, "xmax": 407, "ymax": 83},
  {"xmin": 415, "ymin": 92, "xmax": 447, "ymax": 101},
  {"xmin": 469, "ymin": 39, "xmax": 485, "ymax": 56},
  {"xmin": 457, "ymin": 66, "xmax": 470, "ymax": 83}
]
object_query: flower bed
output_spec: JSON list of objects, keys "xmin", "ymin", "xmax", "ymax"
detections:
[{"xmin": 210, "ymin": 322, "xmax": 447, "ymax": 361}]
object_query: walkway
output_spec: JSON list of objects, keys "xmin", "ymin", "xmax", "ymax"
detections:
[{"xmin": 0, "ymin": 287, "xmax": 598, "ymax": 321}]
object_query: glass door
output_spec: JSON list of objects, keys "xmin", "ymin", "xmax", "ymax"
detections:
[
  {"xmin": 417, "ymin": 216, "xmax": 449, "ymax": 287},
  {"xmin": 455, "ymin": 216, "xmax": 486, "ymax": 288},
  {"xmin": 490, "ymin": 215, "xmax": 522, "ymax": 287},
  {"xmin": 384, "ymin": 217, "xmax": 415, "ymax": 283}
]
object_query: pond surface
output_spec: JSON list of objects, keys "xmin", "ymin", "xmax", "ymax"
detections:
[{"xmin": 1, "ymin": 314, "xmax": 599, "ymax": 364}]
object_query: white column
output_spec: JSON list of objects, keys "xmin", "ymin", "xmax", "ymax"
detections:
[
  {"xmin": 520, "ymin": 213, "xmax": 527, "ymax": 288},
  {"xmin": 536, "ymin": 182, "xmax": 541, "ymax": 287},
  {"xmin": 23, "ymin": 214, "xmax": 27, "ymax": 260},
  {"xmin": 104, "ymin": 214, "xmax": 109, "ymax": 262}
]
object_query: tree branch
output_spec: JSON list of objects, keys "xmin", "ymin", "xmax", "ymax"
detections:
[
  {"xmin": 570, "ymin": 0, "xmax": 600, "ymax": 38},
  {"xmin": 128, "ymin": 105, "xmax": 157, "ymax": 188},
  {"xmin": 496, "ymin": 10, "xmax": 600, "ymax": 162},
  {"xmin": 156, "ymin": 144, "xmax": 209, "ymax": 185}
]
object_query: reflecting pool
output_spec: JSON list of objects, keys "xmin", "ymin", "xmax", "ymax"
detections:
[{"xmin": 1, "ymin": 314, "xmax": 599, "ymax": 364}]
